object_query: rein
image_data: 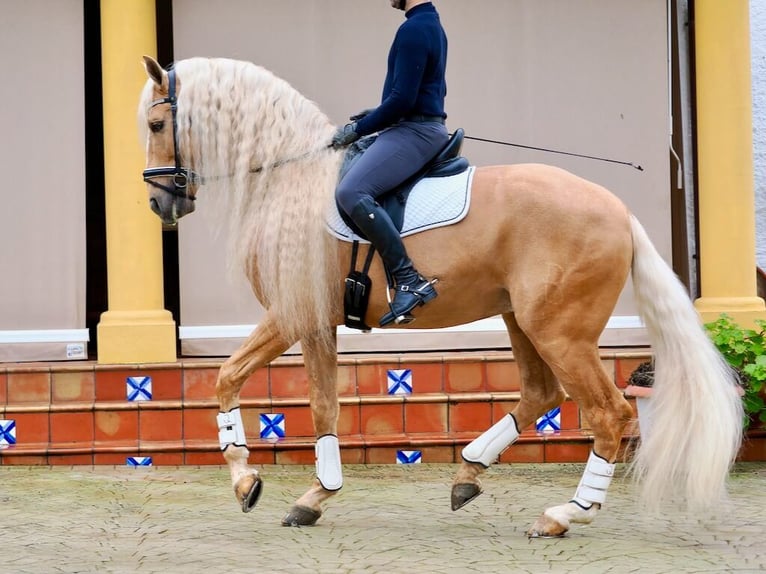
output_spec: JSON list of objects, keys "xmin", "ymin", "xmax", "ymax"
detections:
[{"xmin": 142, "ymin": 67, "xmax": 334, "ymax": 201}]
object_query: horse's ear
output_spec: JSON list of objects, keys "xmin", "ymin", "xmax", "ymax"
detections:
[{"xmin": 142, "ymin": 55, "xmax": 166, "ymax": 89}]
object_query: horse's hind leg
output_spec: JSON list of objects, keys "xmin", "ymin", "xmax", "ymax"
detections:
[
  {"xmin": 216, "ymin": 313, "xmax": 293, "ymax": 513},
  {"xmin": 282, "ymin": 326, "xmax": 341, "ymax": 527},
  {"xmin": 525, "ymin": 339, "xmax": 634, "ymax": 538},
  {"xmin": 452, "ymin": 312, "xmax": 566, "ymax": 509}
]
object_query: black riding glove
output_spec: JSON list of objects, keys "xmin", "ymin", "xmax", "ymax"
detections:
[
  {"xmin": 332, "ymin": 123, "xmax": 360, "ymax": 148},
  {"xmin": 349, "ymin": 108, "xmax": 376, "ymax": 121}
]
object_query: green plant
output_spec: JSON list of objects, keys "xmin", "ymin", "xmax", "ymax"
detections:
[{"xmin": 704, "ymin": 314, "xmax": 766, "ymax": 428}]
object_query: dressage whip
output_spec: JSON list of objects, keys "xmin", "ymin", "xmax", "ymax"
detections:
[{"xmin": 461, "ymin": 134, "xmax": 644, "ymax": 171}]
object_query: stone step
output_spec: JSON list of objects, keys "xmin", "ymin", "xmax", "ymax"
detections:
[{"xmin": 1, "ymin": 349, "xmax": 762, "ymax": 465}]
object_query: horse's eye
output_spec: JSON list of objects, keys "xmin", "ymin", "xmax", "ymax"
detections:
[{"xmin": 150, "ymin": 121, "xmax": 165, "ymax": 133}]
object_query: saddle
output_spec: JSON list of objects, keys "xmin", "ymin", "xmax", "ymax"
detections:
[{"xmin": 337, "ymin": 128, "xmax": 470, "ymax": 236}]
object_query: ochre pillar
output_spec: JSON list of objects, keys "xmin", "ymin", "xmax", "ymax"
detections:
[
  {"xmin": 693, "ymin": 0, "xmax": 766, "ymax": 327},
  {"xmin": 97, "ymin": 0, "xmax": 176, "ymax": 363}
]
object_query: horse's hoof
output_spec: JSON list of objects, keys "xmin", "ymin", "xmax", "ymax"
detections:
[
  {"xmin": 281, "ymin": 505, "xmax": 322, "ymax": 527},
  {"xmin": 451, "ymin": 483, "xmax": 483, "ymax": 511},
  {"xmin": 526, "ymin": 514, "xmax": 569, "ymax": 538},
  {"xmin": 235, "ymin": 474, "xmax": 263, "ymax": 513}
]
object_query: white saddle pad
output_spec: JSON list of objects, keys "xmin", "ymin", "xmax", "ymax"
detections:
[{"xmin": 326, "ymin": 166, "xmax": 475, "ymax": 242}]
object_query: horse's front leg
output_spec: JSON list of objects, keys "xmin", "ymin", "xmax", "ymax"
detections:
[
  {"xmin": 282, "ymin": 326, "xmax": 340, "ymax": 527},
  {"xmin": 216, "ymin": 314, "xmax": 293, "ymax": 513}
]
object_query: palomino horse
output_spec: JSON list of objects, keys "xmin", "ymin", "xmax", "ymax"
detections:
[{"xmin": 139, "ymin": 56, "xmax": 743, "ymax": 537}]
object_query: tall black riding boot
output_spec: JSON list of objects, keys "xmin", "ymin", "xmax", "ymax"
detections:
[{"xmin": 349, "ymin": 197, "xmax": 437, "ymax": 326}]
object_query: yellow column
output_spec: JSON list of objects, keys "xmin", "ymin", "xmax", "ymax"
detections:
[
  {"xmin": 693, "ymin": 0, "xmax": 766, "ymax": 327},
  {"xmin": 97, "ymin": 0, "xmax": 176, "ymax": 363}
]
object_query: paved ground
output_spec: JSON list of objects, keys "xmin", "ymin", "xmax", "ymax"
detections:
[{"xmin": 0, "ymin": 462, "xmax": 764, "ymax": 574}]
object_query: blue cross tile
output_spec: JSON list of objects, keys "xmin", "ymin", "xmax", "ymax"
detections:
[
  {"xmin": 127, "ymin": 456, "xmax": 152, "ymax": 467},
  {"xmin": 396, "ymin": 450, "xmax": 422, "ymax": 464},
  {"xmin": 536, "ymin": 406, "xmax": 561, "ymax": 434},
  {"xmin": 387, "ymin": 369, "xmax": 413, "ymax": 395},
  {"xmin": 0, "ymin": 420, "xmax": 16, "ymax": 447},
  {"xmin": 260, "ymin": 413, "xmax": 285, "ymax": 439},
  {"xmin": 127, "ymin": 376, "xmax": 152, "ymax": 401}
]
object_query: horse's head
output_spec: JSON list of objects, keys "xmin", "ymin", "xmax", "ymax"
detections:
[{"xmin": 140, "ymin": 55, "xmax": 198, "ymax": 225}]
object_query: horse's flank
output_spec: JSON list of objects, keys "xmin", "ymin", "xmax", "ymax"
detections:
[{"xmin": 139, "ymin": 57, "xmax": 343, "ymax": 344}]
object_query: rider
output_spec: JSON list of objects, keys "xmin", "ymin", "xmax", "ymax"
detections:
[{"xmin": 332, "ymin": 0, "xmax": 449, "ymax": 327}]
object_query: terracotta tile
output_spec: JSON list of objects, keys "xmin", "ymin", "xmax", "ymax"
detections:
[
  {"xmin": 95, "ymin": 370, "xmax": 135, "ymax": 402},
  {"xmin": 94, "ymin": 453, "xmax": 134, "ymax": 465},
  {"xmin": 269, "ymin": 366, "xmax": 309, "ymax": 398},
  {"xmin": 50, "ymin": 412, "xmax": 94, "ymax": 443},
  {"xmin": 544, "ymin": 440, "xmax": 591, "ymax": 463},
  {"xmin": 52, "ymin": 371, "xmax": 95, "ymax": 403},
  {"xmin": 0, "ymin": 371, "xmax": 7, "ymax": 405},
  {"xmin": 147, "ymin": 453, "xmax": 184, "ymax": 465},
  {"xmin": 280, "ymin": 405, "xmax": 315, "ymax": 437},
  {"xmin": 183, "ymin": 368, "xmax": 219, "ymax": 400},
  {"xmin": 365, "ymin": 446, "xmax": 401, "ymax": 464},
  {"xmin": 486, "ymin": 361, "xmax": 521, "ymax": 392},
  {"xmin": 184, "ymin": 451, "xmax": 225, "ymax": 465},
  {"xmin": 276, "ymin": 448, "xmax": 315, "ymax": 465},
  {"xmin": 499, "ymin": 442, "xmax": 545, "ymax": 463},
  {"xmin": 340, "ymin": 447, "xmax": 365, "ymax": 464},
  {"xmin": 95, "ymin": 410, "xmax": 139, "ymax": 441},
  {"xmin": 615, "ymin": 357, "xmax": 649, "ymax": 389},
  {"xmin": 405, "ymin": 402, "xmax": 447, "ymax": 434},
  {"xmin": 239, "ymin": 367, "xmax": 269, "ymax": 399},
  {"xmin": 360, "ymin": 403, "xmax": 404, "ymax": 435},
  {"xmin": 560, "ymin": 401, "xmax": 580, "ymax": 430},
  {"xmin": 49, "ymin": 454, "xmax": 93, "ymax": 465},
  {"xmin": 337, "ymin": 403, "xmax": 360, "ymax": 436},
  {"xmin": 337, "ymin": 365, "xmax": 357, "ymax": 396},
  {"xmin": 7, "ymin": 372, "xmax": 51, "ymax": 403},
  {"xmin": 491, "ymin": 401, "xmax": 519, "ymax": 425},
  {"xmin": 419, "ymin": 445, "xmax": 454, "ymax": 463},
  {"xmin": 2, "ymin": 455, "xmax": 48, "ymax": 465},
  {"xmin": 356, "ymin": 363, "xmax": 394, "ymax": 395},
  {"xmin": 449, "ymin": 402, "xmax": 491, "ymax": 432},
  {"xmin": 9, "ymin": 412, "xmax": 49, "ymax": 443},
  {"xmin": 248, "ymin": 447, "xmax": 276, "ymax": 465},
  {"xmin": 140, "ymin": 410, "xmax": 182, "ymax": 442},
  {"xmin": 142, "ymin": 370, "xmax": 182, "ymax": 401},
  {"xmin": 182, "ymin": 408, "xmax": 219, "ymax": 441},
  {"xmin": 445, "ymin": 362, "xmax": 485, "ymax": 393},
  {"xmin": 401, "ymin": 362, "xmax": 443, "ymax": 393}
]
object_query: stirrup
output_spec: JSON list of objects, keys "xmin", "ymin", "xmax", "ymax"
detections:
[{"xmin": 380, "ymin": 277, "xmax": 438, "ymax": 327}]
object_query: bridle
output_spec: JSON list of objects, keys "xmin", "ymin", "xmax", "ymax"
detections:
[
  {"xmin": 142, "ymin": 67, "xmax": 338, "ymax": 203},
  {"xmin": 142, "ymin": 68, "xmax": 201, "ymax": 202}
]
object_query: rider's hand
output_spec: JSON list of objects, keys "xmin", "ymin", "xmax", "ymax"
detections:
[
  {"xmin": 331, "ymin": 123, "xmax": 361, "ymax": 148},
  {"xmin": 349, "ymin": 108, "xmax": 375, "ymax": 121}
]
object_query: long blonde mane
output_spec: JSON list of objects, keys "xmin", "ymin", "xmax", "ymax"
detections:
[{"xmin": 139, "ymin": 57, "xmax": 343, "ymax": 343}]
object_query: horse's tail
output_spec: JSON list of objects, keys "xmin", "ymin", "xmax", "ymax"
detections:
[{"xmin": 628, "ymin": 214, "xmax": 743, "ymax": 511}]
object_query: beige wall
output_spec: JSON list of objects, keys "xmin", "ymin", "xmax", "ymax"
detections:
[
  {"xmin": 0, "ymin": 1, "xmax": 87, "ymax": 361},
  {"xmin": 172, "ymin": 0, "xmax": 670, "ymax": 354}
]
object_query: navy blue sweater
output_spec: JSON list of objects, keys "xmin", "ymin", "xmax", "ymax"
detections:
[{"xmin": 355, "ymin": 2, "xmax": 447, "ymax": 136}]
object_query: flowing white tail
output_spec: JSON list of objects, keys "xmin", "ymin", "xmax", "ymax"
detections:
[{"xmin": 629, "ymin": 215, "xmax": 743, "ymax": 510}]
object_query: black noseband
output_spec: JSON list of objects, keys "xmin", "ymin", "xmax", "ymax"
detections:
[{"xmin": 142, "ymin": 68, "xmax": 200, "ymax": 201}]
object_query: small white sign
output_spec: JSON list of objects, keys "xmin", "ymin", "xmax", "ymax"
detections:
[{"xmin": 66, "ymin": 343, "xmax": 86, "ymax": 359}]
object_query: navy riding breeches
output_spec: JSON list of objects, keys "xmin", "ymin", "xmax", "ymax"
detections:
[{"xmin": 335, "ymin": 120, "xmax": 449, "ymax": 215}]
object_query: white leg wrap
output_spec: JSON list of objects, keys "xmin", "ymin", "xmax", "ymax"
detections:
[
  {"xmin": 217, "ymin": 408, "xmax": 247, "ymax": 451},
  {"xmin": 571, "ymin": 451, "xmax": 615, "ymax": 508},
  {"xmin": 461, "ymin": 414, "xmax": 520, "ymax": 467},
  {"xmin": 315, "ymin": 434, "xmax": 343, "ymax": 491}
]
